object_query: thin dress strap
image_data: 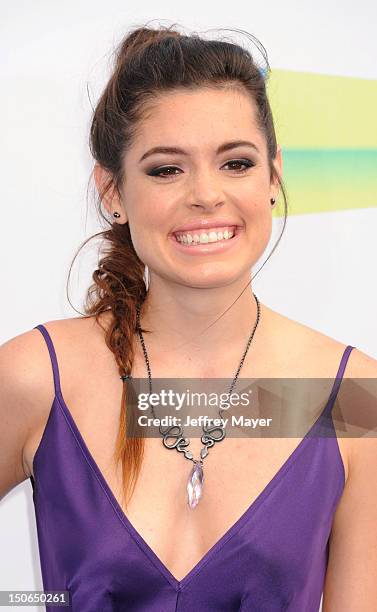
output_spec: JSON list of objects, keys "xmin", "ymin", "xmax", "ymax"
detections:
[
  {"xmin": 34, "ymin": 324, "xmax": 62, "ymax": 398},
  {"xmin": 322, "ymin": 344, "xmax": 355, "ymax": 419}
]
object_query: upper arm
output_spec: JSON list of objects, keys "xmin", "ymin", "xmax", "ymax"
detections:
[
  {"xmin": 322, "ymin": 348, "xmax": 377, "ymax": 611},
  {"xmin": 0, "ymin": 328, "xmax": 54, "ymax": 501}
]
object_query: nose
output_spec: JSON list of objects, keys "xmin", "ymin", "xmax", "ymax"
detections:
[
  {"xmin": 190, "ymin": 200, "xmax": 224, "ymax": 211},
  {"xmin": 186, "ymin": 171, "xmax": 225, "ymax": 211}
]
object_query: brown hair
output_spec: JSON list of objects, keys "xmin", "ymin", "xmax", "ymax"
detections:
[{"xmin": 67, "ymin": 22, "xmax": 288, "ymax": 509}]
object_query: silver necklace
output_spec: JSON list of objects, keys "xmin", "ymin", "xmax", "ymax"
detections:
[{"xmin": 124, "ymin": 293, "xmax": 260, "ymax": 509}]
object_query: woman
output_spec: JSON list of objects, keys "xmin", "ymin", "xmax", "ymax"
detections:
[{"xmin": 1, "ymin": 24, "xmax": 376, "ymax": 612}]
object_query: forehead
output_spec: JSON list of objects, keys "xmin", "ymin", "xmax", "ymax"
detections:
[{"xmin": 131, "ymin": 88, "xmax": 264, "ymax": 155}]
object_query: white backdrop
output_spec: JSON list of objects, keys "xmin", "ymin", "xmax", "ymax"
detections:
[{"xmin": 1, "ymin": 1, "xmax": 376, "ymax": 610}]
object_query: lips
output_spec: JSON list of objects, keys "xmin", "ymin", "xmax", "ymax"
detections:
[
  {"xmin": 168, "ymin": 224, "xmax": 242, "ymax": 255},
  {"xmin": 171, "ymin": 218, "xmax": 243, "ymax": 235}
]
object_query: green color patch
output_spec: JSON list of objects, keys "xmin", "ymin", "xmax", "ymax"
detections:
[{"xmin": 273, "ymin": 149, "xmax": 377, "ymax": 216}]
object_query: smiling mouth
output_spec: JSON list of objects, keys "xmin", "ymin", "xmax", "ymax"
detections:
[{"xmin": 173, "ymin": 225, "xmax": 238, "ymax": 246}]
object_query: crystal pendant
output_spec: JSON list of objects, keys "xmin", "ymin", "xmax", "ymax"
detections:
[{"xmin": 187, "ymin": 461, "xmax": 204, "ymax": 509}]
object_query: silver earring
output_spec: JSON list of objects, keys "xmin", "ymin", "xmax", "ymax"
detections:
[{"xmin": 113, "ymin": 211, "xmax": 121, "ymax": 218}]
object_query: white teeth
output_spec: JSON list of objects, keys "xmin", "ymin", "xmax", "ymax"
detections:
[{"xmin": 175, "ymin": 227, "xmax": 237, "ymax": 246}]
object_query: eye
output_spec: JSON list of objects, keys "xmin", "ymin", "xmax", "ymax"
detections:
[
  {"xmin": 146, "ymin": 158, "xmax": 255, "ymax": 179},
  {"xmin": 147, "ymin": 166, "xmax": 181, "ymax": 178},
  {"xmin": 223, "ymin": 158, "xmax": 255, "ymax": 173}
]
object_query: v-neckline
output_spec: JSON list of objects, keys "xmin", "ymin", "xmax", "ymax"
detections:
[{"xmin": 33, "ymin": 388, "xmax": 332, "ymax": 591}]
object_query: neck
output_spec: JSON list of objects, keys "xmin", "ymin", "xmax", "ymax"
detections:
[{"xmin": 137, "ymin": 272, "xmax": 261, "ymax": 359}]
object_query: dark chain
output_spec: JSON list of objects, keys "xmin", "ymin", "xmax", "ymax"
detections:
[{"xmin": 124, "ymin": 293, "xmax": 261, "ymax": 464}]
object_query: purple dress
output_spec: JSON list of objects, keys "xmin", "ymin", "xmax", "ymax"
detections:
[{"xmin": 30, "ymin": 323, "xmax": 354, "ymax": 611}]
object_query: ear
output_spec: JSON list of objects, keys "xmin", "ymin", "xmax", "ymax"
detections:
[
  {"xmin": 270, "ymin": 145, "xmax": 283, "ymax": 200},
  {"xmin": 93, "ymin": 163, "xmax": 128, "ymax": 223}
]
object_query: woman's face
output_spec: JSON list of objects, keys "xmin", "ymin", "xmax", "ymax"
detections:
[{"xmin": 101, "ymin": 87, "xmax": 282, "ymax": 289}]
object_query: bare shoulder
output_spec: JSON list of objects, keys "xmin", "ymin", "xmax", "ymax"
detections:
[
  {"xmin": 36, "ymin": 312, "xmax": 114, "ymax": 377},
  {"xmin": 259, "ymin": 308, "xmax": 377, "ymax": 607},
  {"xmin": 0, "ymin": 321, "xmax": 65, "ymax": 418},
  {"xmin": 0, "ymin": 314, "xmax": 104, "ymax": 491},
  {"xmin": 264, "ymin": 301, "xmax": 377, "ymax": 459},
  {"xmin": 261, "ymin": 303, "xmax": 367, "ymax": 375},
  {"xmin": 332, "ymin": 339, "xmax": 377, "ymax": 466},
  {"xmin": 250, "ymin": 304, "xmax": 377, "ymax": 608},
  {"xmin": 23, "ymin": 313, "xmax": 112, "ymax": 402},
  {"xmin": 320, "ymin": 346, "xmax": 377, "ymax": 608},
  {"xmin": 0, "ymin": 320, "xmax": 72, "ymax": 496}
]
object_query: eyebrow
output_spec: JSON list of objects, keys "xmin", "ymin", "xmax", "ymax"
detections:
[{"xmin": 138, "ymin": 140, "xmax": 260, "ymax": 163}]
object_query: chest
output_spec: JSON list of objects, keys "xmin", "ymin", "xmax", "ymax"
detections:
[
  {"xmin": 28, "ymin": 337, "xmax": 346, "ymax": 583},
  {"xmin": 49, "ymin": 359, "xmax": 318, "ymax": 582},
  {"xmin": 91, "ymin": 427, "xmax": 310, "ymax": 581}
]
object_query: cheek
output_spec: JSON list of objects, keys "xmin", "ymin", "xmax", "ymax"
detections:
[
  {"xmin": 127, "ymin": 208, "xmax": 167, "ymax": 264},
  {"xmin": 244, "ymin": 202, "xmax": 273, "ymax": 256},
  {"xmin": 244, "ymin": 191, "xmax": 272, "ymax": 223}
]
